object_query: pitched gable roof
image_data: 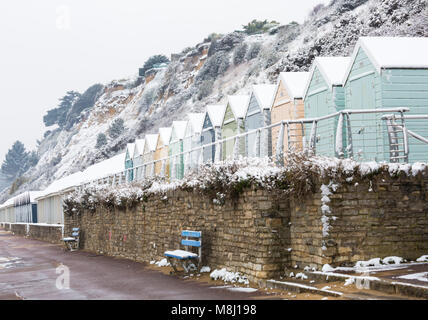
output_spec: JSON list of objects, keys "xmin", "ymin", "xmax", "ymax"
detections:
[
  {"xmin": 278, "ymin": 72, "xmax": 310, "ymax": 100},
  {"xmin": 206, "ymin": 104, "xmax": 227, "ymax": 127},
  {"xmin": 303, "ymin": 56, "xmax": 351, "ymax": 99},
  {"xmin": 343, "ymin": 36, "xmax": 428, "ymax": 84},
  {"xmin": 187, "ymin": 113, "xmax": 205, "ymax": 134},
  {"xmin": 158, "ymin": 127, "xmax": 172, "ymax": 146},
  {"xmin": 252, "ymin": 84, "xmax": 276, "ymax": 111},
  {"xmin": 171, "ymin": 121, "xmax": 188, "ymax": 141},
  {"xmin": 227, "ymin": 95, "xmax": 250, "ymax": 119},
  {"xmin": 126, "ymin": 143, "xmax": 136, "ymax": 160},
  {"xmin": 133, "ymin": 139, "xmax": 145, "ymax": 158},
  {"xmin": 145, "ymin": 134, "xmax": 159, "ymax": 153}
]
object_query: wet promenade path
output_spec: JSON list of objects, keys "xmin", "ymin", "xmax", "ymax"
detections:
[{"xmin": 0, "ymin": 229, "xmax": 266, "ymax": 300}]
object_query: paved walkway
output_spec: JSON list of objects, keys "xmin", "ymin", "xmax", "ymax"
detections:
[{"xmin": 0, "ymin": 230, "xmax": 266, "ymax": 300}]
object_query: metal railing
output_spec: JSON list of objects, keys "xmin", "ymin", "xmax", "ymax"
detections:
[{"xmin": 79, "ymin": 107, "xmax": 428, "ymax": 189}]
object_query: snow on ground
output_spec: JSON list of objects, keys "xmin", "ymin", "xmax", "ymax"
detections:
[
  {"xmin": 0, "ymin": 257, "xmax": 22, "ymax": 269},
  {"xmin": 210, "ymin": 268, "xmax": 250, "ymax": 285},
  {"xmin": 151, "ymin": 258, "xmax": 170, "ymax": 267},
  {"xmin": 398, "ymin": 272, "xmax": 428, "ymax": 282},
  {"xmin": 324, "ymin": 256, "xmax": 408, "ymax": 273},
  {"xmin": 226, "ymin": 287, "xmax": 258, "ymax": 293},
  {"xmin": 200, "ymin": 266, "xmax": 211, "ymax": 273},
  {"xmin": 295, "ymin": 272, "xmax": 308, "ymax": 280},
  {"xmin": 416, "ymin": 255, "xmax": 428, "ymax": 262}
]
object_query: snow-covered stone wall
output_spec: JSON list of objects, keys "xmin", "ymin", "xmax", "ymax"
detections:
[
  {"xmin": 58, "ymin": 157, "xmax": 428, "ymax": 282},
  {"xmin": 290, "ymin": 172, "xmax": 428, "ymax": 269},
  {"xmin": 65, "ymin": 187, "xmax": 291, "ymax": 283}
]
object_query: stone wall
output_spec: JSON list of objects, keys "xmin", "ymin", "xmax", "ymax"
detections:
[
  {"xmin": 290, "ymin": 173, "xmax": 428, "ymax": 268},
  {"xmin": 65, "ymin": 188, "xmax": 291, "ymax": 283},
  {"xmin": 0, "ymin": 223, "xmax": 11, "ymax": 231},
  {"xmin": 3, "ymin": 223, "xmax": 63, "ymax": 244},
  {"xmin": 63, "ymin": 173, "xmax": 428, "ymax": 282},
  {"xmin": 27, "ymin": 224, "xmax": 63, "ymax": 244},
  {"xmin": 11, "ymin": 223, "xmax": 27, "ymax": 236}
]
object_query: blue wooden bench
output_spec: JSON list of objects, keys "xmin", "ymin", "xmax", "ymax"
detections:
[
  {"xmin": 63, "ymin": 228, "xmax": 80, "ymax": 252},
  {"xmin": 164, "ymin": 230, "xmax": 202, "ymax": 273}
]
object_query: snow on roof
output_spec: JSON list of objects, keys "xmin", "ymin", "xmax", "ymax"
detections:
[
  {"xmin": 35, "ymin": 171, "xmax": 86, "ymax": 200},
  {"xmin": 145, "ymin": 134, "xmax": 159, "ymax": 152},
  {"xmin": 252, "ymin": 84, "xmax": 276, "ymax": 110},
  {"xmin": 227, "ymin": 95, "xmax": 250, "ymax": 119},
  {"xmin": 278, "ymin": 72, "xmax": 310, "ymax": 100},
  {"xmin": 303, "ymin": 56, "xmax": 351, "ymax": 99},
  {"xmin": 134, "ymin": 139, "xmax": 146, "ymax": 157},
  {"xmin": 343, "ymin": 36, "xmax": 428, "ymax": 84},
  {"xmin": 171, "ymin": 121, "xmax": 188, "ymax": 140},
  {"xmin": 0, "ymin": 197, "xmax": 14, "ymax": 209},
  {"xmin": 35, "ymin": 153, "xmax": 126, "ymax": 200},
  {"xmin": 126, "ymin": 143, "xmax": 136, "ymax": 159},
  {"xmin": 158, "ymin": 127, "xmax": 172, "ymax": 146},
  {"xmin": 206, "ymin": 104, "xmax": 227, "ymax": 127},
  {"xmin": 0, "ymin": 191, "xmax": 43, "ymax": 208},
  {"xmin": 81, "ymin": 153, "xmax": 126, "ymax": 184},
  {"xmin": 187, "ymin": 113, "xmax": 205, "ymax": 134},
  {"xmin": 29, "ymin": 191, "xmax": 44, "ymax": 202},
  {"xmin": 316, "ymin": 57, "xmax": 351, "ymax": 85}
]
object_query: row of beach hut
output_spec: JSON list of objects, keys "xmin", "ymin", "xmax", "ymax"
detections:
[
  {"xmin": 125, "ymin": 36, "xmax": 428, "ymax": 181},
  {"xmin": 0, "ymin": 154, "xmax": 126, "ymax": 224}
]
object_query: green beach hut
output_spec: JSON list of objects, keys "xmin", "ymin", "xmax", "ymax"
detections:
[
  {"xmin": 184, "ymin": 113, "xmax": 205, "ymax": 171},
  {"xmin": 132, "ymin": 139, "xmax": 145, "ymax": 181},
  {"xmin": 221, "ymin": 95, "xmax": 250, "ymax": 160},
  {"xmin": 124, "ymin": 143, "xmax": 135, "ymax": 182},
  {"xmin": 169, "ymin": 121, "xmax": 188, "ymax": 180},
  {"xmin": 303, "ymin": 56, "xmax": 351, "ymax": 158},
  {"xmin": 342, "ymin": 36, "xmax": 428, "ymax": 163}
]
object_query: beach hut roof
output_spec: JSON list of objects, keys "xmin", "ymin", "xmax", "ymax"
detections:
[
  {"xmin": 35, "ymin": 172, "xmax": 86, "ymax": 200},
  {"xmin": 145, "ymin": 134, "xmax": 159, "ymax": 152},
  {"xmin": 252, "ymin": 84, "xmax": 276, "ymax": 111},
  {"xmin": 81, "ymin": 153, "xmax": 126, "ymax": 183},
  {"xmin": 158, "ymin": 127, "xmax": 172, "ymax": 146},
  {"xmin": 227, "ymin": 95, "xmax": 250, "ymax": 119},
  {"xmin": 206, "ymin": 105, "xmax": 227, "ymax": 127},
  {"xmin": 343, "ymin": 36, "xmax": 428, "ymax": 84},
  {"xmin": 126, "ymin": 143, "xmax": 136, "ymax": 159},
  {"xmin": 35, "ymin": 153, "xmax": 126, "ymax": 200},
  {"xmin": 303, "ymin": 56, "xmax": 351, "ymax": 99},
  {"xmin": 172, "ymin": 121, "xmax": 188, "ymax": 140},
  {"xmin": 187, "ymin": 113, "xmax": 205, "ymax": 134},
  {"xmin": 278, "ymin": 72, "xmax": 310, "ymax": 100},
  {"xmin": 0, "ymin": 191, "xmax": 43, "ymax": 208},
  {"xmin": 134, "ymin": 139, "xmax": 146, "ymax": 157}
]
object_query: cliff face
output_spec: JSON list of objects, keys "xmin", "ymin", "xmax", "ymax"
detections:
[{"xmin": 2, "ymin": 0, "xmax": 427, "ymax": 201}]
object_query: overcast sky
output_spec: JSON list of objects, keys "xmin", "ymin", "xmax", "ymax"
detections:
[{"xmin": 0, "ymin": 0, "xmax": 330, "ymax": 162}]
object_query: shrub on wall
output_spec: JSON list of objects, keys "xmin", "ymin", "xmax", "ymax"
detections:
[{"xmin": 63, "ymin": 153, "xmax": 428, "ymax": 217}]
